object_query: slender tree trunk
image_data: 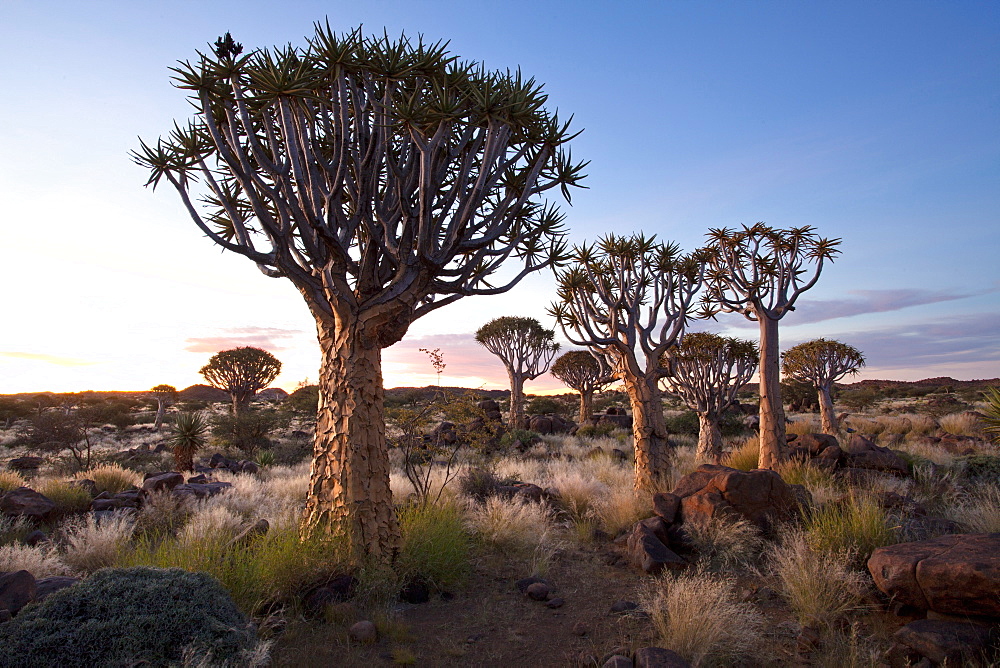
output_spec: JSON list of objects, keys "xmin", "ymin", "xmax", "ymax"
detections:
[
  {"xmin": 818, "ymin": 384, "xmax": 837, "ymax": 435},
  {"xmin": 757, "ymin": 315, "xmax": 787, "ymax": 469},
  {"xmin": 509, "ymin": 371, "xmax": 526, "ymax": 431},
  {"xmin": 696, "ymin": 412, "xmax": 723, "ymax": 464},
  {"xmin": 154, "ymin": 400, "xmax": 166, "ymax": 432},
  {"xmin": 578, "ymin": 390, "xmax": 594, "ymax": 424},
  {"xmin": 624, "ymin": 375, "xmax": 671, "ymax": 491},
  {"xmin": 301, "ymin": 319, "xmax": 400, "ymax": 564}
]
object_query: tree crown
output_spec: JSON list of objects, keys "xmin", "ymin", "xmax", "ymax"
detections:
[
  {"xmin": 550, "ymin": 350, "xmax": 613, "ymax": 392},
  {"xmin": 781, "ymin": 338, "xmax": 865, "ymax": 387},
  {"xmin": 660, "ymin": 332, "xmax": 758, "ymax": 414},
  {"xmin": 133, "ymin": 23, "xmax": 586, "ymax": 346},
  {"xmin": 199, "ymin": 347, "xmax": 282, "ymax": 398},
  {"xmin": 699, "ymin": 223, "xmax": 841, "ymax": 321},
  {"xmin": 475, "ymin": 316, "xmax": 559, "ymax": 378}
]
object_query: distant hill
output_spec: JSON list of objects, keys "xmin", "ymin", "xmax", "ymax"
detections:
[
  {"xmin": 177, "ymin": 384, "xmax": 230, "ymax": 402},
  {"xmin": 840, "ymin": 377, "xmax": 999, "ymax": 391}
]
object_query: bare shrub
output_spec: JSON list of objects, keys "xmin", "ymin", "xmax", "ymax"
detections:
[
  {"xmin": 640, "ymin": 569, "xmax": 765, "ymax": 666},
  {"xmin": 771, "ymin": 531, "xmax": 867, "ymax": 628},
  {"xmin": 62, "ymin": 513, "xmax": 135, "ymax": 573}
]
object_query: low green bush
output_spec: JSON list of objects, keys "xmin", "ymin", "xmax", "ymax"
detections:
[
  {"xmin": 0, "ymin": 567, "xmax": 265, "ymax": 667},
  {"xmin": 576, "ymin": 423, "xmax": 616, "ymax": 438},
  {"xmin": 211, "ymin": 410, "xmax": 290, "ymax": 455},
  {"xmin": 804, "ymin": 493, "xmax": 898, "ymax": 567},
  {"xmin": 499, "ymin": 429, "xmax": 541, "ymax": 448},
  {"xmin": 954, "ymin": 453, "xmax": 1000, "ymax": 481},
  {"xmin": 396, "ymin": 501, "xmax": 470, "ymax": 591}
]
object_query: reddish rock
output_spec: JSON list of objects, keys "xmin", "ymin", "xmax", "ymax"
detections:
[
  {"xmin": 796, "ymin": 433, "xmax": 839, "ymax": 455},
  {"xmin": 894, "ymin": 619, "xmax": 995, "ymax": 665},
  {"xmin": 627, "ymin": 524, "xmax": 686, "ymax": 574},
  {"xmin": 526, "ymin": 582, "xmax": 550, "ymax": 601},
  {"xmin": 0, "ymin": 570, "xmax": 36, "ymax": 616},
  {"xmin": 868, "ymin": 533, "xmax": 1000, "ymax": 617},
  {"xmin": 672, "ymin": 465, "xmax": 800, "ymax": 532},
  {"xmin": 637, "ymin": 516, "xmax": 671, "ymax": 545},
  {"xmin": 1, "ymin": 487, "xmax": 55, "ymax": 521},
  {"xmin": 843, "ymin": 435, "xmax": 908, "ymax": 474},
  {"xmin": 141, "ymin": 471, "xmax": 185, "ymax": 493},
  {"xmin": 652, "ymin": 493, "xmax": 680, "ymax": 524}
]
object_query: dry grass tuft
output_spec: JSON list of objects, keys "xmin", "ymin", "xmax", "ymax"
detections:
[
  {"xmin": 938, "ymin": 411, "xmax": 984, "ymax": 438},
  {"xmin": 770, "ymin": 531, "xmax": 868, "ymax": 628},
  {"xmin": 84, "ymin": 463, "xmax": 141, "ymax": 494},
  {"xmin": 684, "ymin": 515, "xmax": 764, "ymax": 570},
  {"xmin": 722, "ymin": 439, "xmax": 759, "ymax": 471},
  {"xmin": 804, "ymin": 492, "xmax": 898, "ymax": 566},
  {"xmin": 62, "ymin": 513, "xmax": 135, "ymax": 574},
  {"xmin": 35, "ymin": 479, "xmax": 93, "ymax": 515},
  {"xmin": 787, "ymin": 417, "xmax": 822, "ymax": 436},
  {"xmin": 945, "ymin": 484, "xmax": 1000, "ymax": 533},
  {"xmin": 0, "ymin": 470, "xmax": 27, "ymax": 493},
  {"xmin": 641, "ymin": 569, "xmax": 765, "ymax": 666},
  {"xmin": 0, "ymin": 543, "xmax": 71, "ymax": 577},
  {"xmin": 590, "ymin": 486, "xmax": 650, "ymax": 536},
  {"xmin": 465, "ymin": 496, "xmax": 555, "ymax": 558}
]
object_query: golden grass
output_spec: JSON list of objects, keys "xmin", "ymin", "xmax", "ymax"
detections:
[
  {"xmin": 0, "ymin": 470, "xmax": 27, "ymax": 493},
  {"xmin": 84, "ymin": 463, "xmax": 141, "ymax": 494}
]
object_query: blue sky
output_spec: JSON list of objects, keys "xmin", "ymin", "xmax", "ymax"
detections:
[{"xmin": 0, "ymin": 0, "xmax": 997, "ymax": 393}]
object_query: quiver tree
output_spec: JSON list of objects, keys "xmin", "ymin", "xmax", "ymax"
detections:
[
  {"xmin": 199, "ymin": 347, "xmax": 281, "ymax": 416},
  {"xmin": 150, "ymin": 384, "xmax": 177, "ymax": 431},
  {"xmin": 475, "ymin": 317, "xmax": 559, "ymax": 429},
  {"xmin": 550, "ymin": 350, "xmax": 613, "ymax": 423},
  {"xmin": 782, "ymin": 338, "xmax": 865, "ymax": 435},
  {"xmin": 660, "ymin": 332, "xmax": 757, "ymax": 464},
  {"xmin": 134, "ymin": 25, "xmax": 584, "ymax": 562},
  {"xmin": 700, "ymin": 224, "xmax": 840, "ymax": 470},
  {"xmin": 550, "ymin": 234, "xmax": 704, "ymax": 490}
]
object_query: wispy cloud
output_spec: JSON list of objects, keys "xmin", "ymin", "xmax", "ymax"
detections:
[
  {"xmin": 0, "ymin": 351, "xmax": 97, "ymax": 367},
  {"xmin": 790, "ymin": 288, "xmax": 989, "ymax": 325},
  {"xmin": 184, "ymin": 327, "xmax": 303, "ymax": 353}
]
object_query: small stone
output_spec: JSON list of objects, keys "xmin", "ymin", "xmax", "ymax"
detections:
[
  {"xmin": 610, "ymin": 600, "xmax": 639, "ymax": 614},
  {"xmin": 526, "ymin": 582, "xmax": 550, "ymax": 601},
  {"xmin": 572, "ymin": 621, "xmax": 589, "ymax": 636},
  {"xmin": 515, "ymin": 576, "xmax": 549, "ymax": 592},
  {"xmin": 633, "ymin": 647, "xmax": 691, "ymax": 668},
  {"xmin": 546, "ymin": 597, "xmax": 564, "ymax": 609},
  {"xmin": 602, "ymin": 655, "xmax": 633, "ymax": 668},
  {"xmin": 348, "ymin": 620, "xmax": 378, "ymax": 643}
]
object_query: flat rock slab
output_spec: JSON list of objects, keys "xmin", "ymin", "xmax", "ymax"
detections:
[
  {"xmin": 869, "ymin": 533, "xmax": 1000, "ymax": 617},
  {"xmin": 894, "ymin": 619, "xmax": 996, "ymax": 665}
]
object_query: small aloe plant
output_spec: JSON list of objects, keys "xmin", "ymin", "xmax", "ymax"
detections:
[
  {"xmin": 982, "ymin": 387, "xmax": 1000, "ymax": 445},
  {"xmin": 170, "ymin": 412, "xmax": 208, "ymax": 472}
]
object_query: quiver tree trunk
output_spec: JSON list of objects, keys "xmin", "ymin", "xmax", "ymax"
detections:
[
  {"xmin": 509, "ymin": 372, "xmax": 527, "ymax": 431},
  {"xmin": 154, "ymin": 401, "xmax": 167, "ymax": 431},
  {"xmin": 696, "ymin": 412, "xmax": 723, "ymax": 464},
  {"xmin": 578, "ymin": 390, "xmax": 594, "ymax": 425},
  {"xmin": 757, "ymin": 315, "xmax": 787, "ymax": 469},
  {"xmin": 818, "ymin": 385, "xmax": 837, "ymax": 435},
  {"xmin": 302, "ymin": 319, "xmax": 400, "ymax": 563},
  {"xmin": 624, "ymin": 376, "xmax": 671, "ymax": 491}
]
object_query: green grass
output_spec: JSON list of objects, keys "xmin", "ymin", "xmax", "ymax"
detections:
[
  {"xmin": 35, "ymin": 480, "xmax": 92, "ymax": 517},
  {"xmin": 117, "ymin": 524, "xmax": 347, "ymax": 615},
  {"xmin": 396, "ymin": 501, "xmax": 470, "ymax": 591},
  {"xmin": 723, "ymin": 438, "xmax": 759, "ymax": 471},
  {"xmin": 803, "ymin": 492, "xmax": 898, "ymax": 566}
]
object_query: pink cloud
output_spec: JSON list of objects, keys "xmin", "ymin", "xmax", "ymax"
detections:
[{"xmin": 184, "ymin": 327, "xmax": 302, "ymax": 353}]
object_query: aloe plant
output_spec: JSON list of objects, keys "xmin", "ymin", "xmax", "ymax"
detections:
[{"xmin": 170, "ymin": 412, "xmax": 208, "ymax": 472}]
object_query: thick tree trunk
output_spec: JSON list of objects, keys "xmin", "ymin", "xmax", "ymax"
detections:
[
  {"xmin": 578, "ymin": 390, "xmax": 594, "ymax": 424},
  {"xmin": 757, "ymin": 315, "xmax": 787, "ymax": 469},
  {"xmin": 818, "ymin": 385, "xmax": 837, "ymax": 434},
  {"xmin": 301, "ymin": 319, "xmax": 400, "ymax": 563},
  {"xmin": 696, "ymin": 412, "xmax": 723, "ymax": 464},
  {"xmin": 509, "ymin": 371, "xmax": 526, "ymax": 431},
  {"xmin": 624, "ymin": 376, "xmax": 671, "ymax": 491}
]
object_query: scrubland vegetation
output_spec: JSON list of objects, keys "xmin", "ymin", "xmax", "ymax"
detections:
[{"xmin": 1, "ymin": 381, "xmax": 999, "ymax": 666}]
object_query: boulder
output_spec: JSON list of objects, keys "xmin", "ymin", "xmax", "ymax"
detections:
[
  {"xmin": 6, "ymin": 457, "xmax": 43, "ymax": 472},
  {"xmin": 843, "ymin": 434, "xmax": 908, "ymax": 474},
  {"xmin": 894, "ymin": 619, "xmax": 995, "ymax": 665},
  {"xmin": 477, "ymin": 399, "xmax": 504, "ymax": 423},
  {"xmin": 627, "ymin": 523, "xmax": 686, "ymax": 574},
  {"xmin": 141, "ymin": 472, "xmax": 185, "ymax": 493},
  {"xmin": 0, "ymin": 570, "xmax": 36, "ymax": 616},
  {"xmin": 672, "ymin": 465, "xmax": 801, "ymax": 532},
  {"xmin": 525, "ymin": 582, "xmax": 550, "ymax": 601},
  {"xmin": 348, "ymin": 620, "xmax": 377, "ymax": 643},
  {"xmin": 33, "ymin": 576, "xmax": 80, "ymax": 602},
  {"xmin": 597, "ymin": 413, "xmax": 632, "ymax": 430},
  {"xmin": 23, "ymin": 530, "xmax": 47, "ymax": 546},
  {"xmin": 633, "ymin": 647, "xmax": 691, "ymax": 668},
  {"xmin": 1, "ymin": 487, "xmax": 55, "ymax": 521},
  {"xmin": 796, "ymin": 433, "xmax": 840, "ymax": 455},
  {"xmin": 603, "ymin": 656, "xmax": 633, "ymax": 668},
  {"xmin": 637, "ymin": 516, "xmax": 671, "ymax": 545},
  {"xmin": 868, "ymin": 533, "xmax": 1000, "ymax": 617}
]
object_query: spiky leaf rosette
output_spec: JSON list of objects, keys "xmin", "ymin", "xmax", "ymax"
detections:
[{"xmin": 133, "ymin": 24, "xmax": 586, "ymax": 347}]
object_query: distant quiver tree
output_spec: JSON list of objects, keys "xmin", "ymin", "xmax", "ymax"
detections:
[
  {"xmin": 550, "ymin": 234, "xmax": 704, "ymax": 491},
  {"xmin": 550, "ymin": 350, "xmax": 613, "ymax": 423},
  {"xmin": 475, "ymin": 317, "xmax": 559, "ymax": 430},
  {"xmin": 782, "ymin": 338, "xmax": 865, "ymax": 435},
  {"xmin": 134, "ymin": 25, "xmax": 585, "ymax": 561},
  {"xmin": 199, "ymin": 347, "xmax": 281, "ymax": 417},
  {"xmin": 700, "ymin": 224, "xmax": 840, "ymax": 470},
  {"xmin": 150, "ymin": 384, "xmax": 177, "ymax": 431},
  {"xmin": 660, "ymin": 332, "xmax": 757, "ymax": 464}
]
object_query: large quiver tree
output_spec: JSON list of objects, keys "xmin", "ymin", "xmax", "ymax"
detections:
[
  {"xmin": 134, "ymin": 25, "xmax": 584, "ymax": 562},
  {"xmin": 782, "ymin": 338, "xmax": 865, "ymax": 435},
  {"xmin": 550, "ymin": 350, "xmax": 613, "ymax": 423},
  {"xmin": 550, "ymin": 234, "xmax": 703, "ymax": 491},
  {"xmin": 700, "ymin": 224, "xmax": 840, "ymax": 470},
  {"xmin": 199, "ymin": 347, "xmax": 281, "ymax": 416},
  {"xmin": 475, "ymin": 317, "xmax": 559, "ymax": 430},
  {"xmin": 660, "ymin": 333, "xmax": 757, "ymax": 464}
]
